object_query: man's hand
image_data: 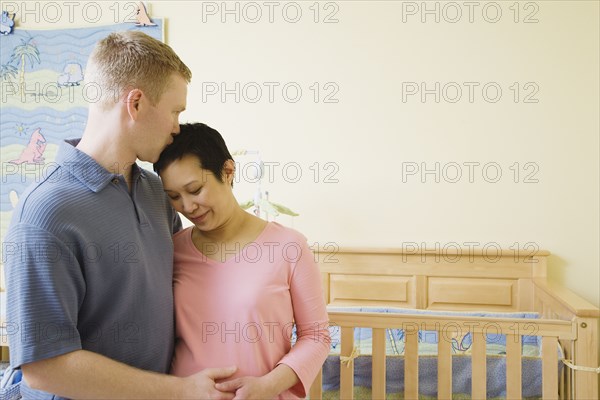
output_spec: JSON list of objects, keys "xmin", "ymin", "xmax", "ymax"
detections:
[
  {"xmin": 181, "ymin": 366, "xmax": 238, "ymax": 399},
  {"xmin": 18, "ymin": 350, "xmax": 238, "ymax": 400}
]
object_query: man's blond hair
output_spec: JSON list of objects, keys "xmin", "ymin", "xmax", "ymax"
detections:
[{"xmin": 85, "ymin": 31, "xmax": 191, "ymax": 107}]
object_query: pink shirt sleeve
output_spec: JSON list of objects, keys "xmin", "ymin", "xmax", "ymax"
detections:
[{"xmin": 277, "ymin": 238, "xmax": 331, "ymax": 397}]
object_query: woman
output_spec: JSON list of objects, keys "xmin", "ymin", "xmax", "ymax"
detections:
[{"xmin": 154, "ymin": 123, "xmax": 330, "ymax": 399}]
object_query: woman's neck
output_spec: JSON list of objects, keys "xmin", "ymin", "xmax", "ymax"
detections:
[
  {"xmin": 191, "ymin": 208, "xmax": 268, "ymax": 262},
  {"xmin": 194, "ymin": 207, "xmax": 257, "ymax": 244}
]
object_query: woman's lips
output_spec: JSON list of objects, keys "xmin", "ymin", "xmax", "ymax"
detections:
[{"xmin": 190, "ymin": 210, "xmax": 209, "ymax": 224}]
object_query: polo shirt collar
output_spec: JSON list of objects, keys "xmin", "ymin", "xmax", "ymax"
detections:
[{"xmin": 55, "ymin": 139, "xmax": 145, "ymax": 193}]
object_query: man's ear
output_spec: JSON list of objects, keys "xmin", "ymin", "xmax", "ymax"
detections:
[{"xmin": 125, "ymin": 89, "xmax": 143, "ymax": 120}]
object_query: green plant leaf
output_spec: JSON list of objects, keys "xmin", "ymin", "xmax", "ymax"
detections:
[
  {"xmin": 271, "ymin": 202, "xmax": 299, "ymax": 216},
  {"xmin": 239, "ymin": 200, "xmax": 254, "ymax": 210}
]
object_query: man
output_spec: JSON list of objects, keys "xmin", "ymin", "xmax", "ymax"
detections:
[{"xmin": 4, "ymin": 31, "xmax": 235, "ymax": 399}]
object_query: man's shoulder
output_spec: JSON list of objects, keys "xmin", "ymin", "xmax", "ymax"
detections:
[
  {"xmin": 11, "ymin": 168, "xmax": 88, "ymax": 228},
  {"xmin": 138, "ymin": 168, "xmax": 167, "ymax": 194},
  {"xmin": 139, "ymin": 168, "xmax": 161, "ymax": 183}
]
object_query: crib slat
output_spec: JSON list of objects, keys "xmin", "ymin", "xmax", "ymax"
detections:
[
  {"xmin": 559, "ymin": 359, "xmax": 565, "ymax": 400},
  {"xmin": 506, "ymin": 333, "xmax": 522, "ymax": 399},
  {"xmin": 564, "ymin": 341, "xmax": 573, "ymax": 400},
  {"xmin": 309, "ymin": 369, "xmax": 323, "ymax": 399},
  {"xmin": 405, "ymin": 329, "xmax": 419, "ymax": 399},
  {"xmin": 471, "ymin": 331, "xmax": 487, "ymax": 399},
  {"xmin": 340, "ymin": 326, "xmax": 355, "ymax": 400},
  {"xmin": 437, "ymin": 332, "xmax": 452, "ymax": 399},
  {"xmin": 542, "ymin": 336, "xmax": 559, "ymax": 400},
  {"xmin": 372, "ymin": 328, "xmax": 386, "ymax": 399}
]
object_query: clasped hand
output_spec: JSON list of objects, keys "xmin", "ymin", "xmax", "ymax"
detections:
[
  {"xmin": 183, "ymin": 367, "xmax": 277, "ymax": 400},
  {"xmin": 216, "ymin": 375, "xmax": 278, "ymax": 400}
]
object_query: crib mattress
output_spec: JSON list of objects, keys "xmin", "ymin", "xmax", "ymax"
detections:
[{"xmin": 317, "ymin": 307, "xmax": 564, "ymax": 399}]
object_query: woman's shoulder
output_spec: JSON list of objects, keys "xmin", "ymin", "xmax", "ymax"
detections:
[
  {"xmin": 264, "ymin": 221, "xmax": 308, "ymax": 244},
  {"xmin": 173, "ymin": 226, "xmax": 194, "ymax": 245}
]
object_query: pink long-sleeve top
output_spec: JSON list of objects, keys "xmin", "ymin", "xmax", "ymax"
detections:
[{"xmin": 170, "ymin": 222, "xmax": 330, "ymax": 398}]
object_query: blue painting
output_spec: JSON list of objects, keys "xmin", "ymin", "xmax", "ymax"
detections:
[{"xmin": 0, "ymin": 19, "xmax": 164, "ymax": 246}]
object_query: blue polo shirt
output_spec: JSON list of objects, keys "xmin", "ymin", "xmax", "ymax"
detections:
[{"xmin": 3, "ymin": 139, "xmax": 181, "ymax": 399}]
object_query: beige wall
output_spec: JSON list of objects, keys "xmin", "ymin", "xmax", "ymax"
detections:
[
  {"xmin": 156, "ymin": 0, "xmax": 599, "ymax": 307},
  {"xmin": 1, "ymin": 0, "xmax": 598, "ymax": 313}
]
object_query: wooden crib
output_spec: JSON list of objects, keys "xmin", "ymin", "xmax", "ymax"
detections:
[{"xmin": 308, "ymin": 247, "xmax": 599, "ymax": 400}]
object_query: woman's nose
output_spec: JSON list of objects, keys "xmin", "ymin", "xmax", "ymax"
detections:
[{"xmin": 182, "ymin": 197, "xmax": 197, "ymax": 214}]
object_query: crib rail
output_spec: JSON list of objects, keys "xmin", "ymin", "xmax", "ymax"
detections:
[{"xmin": 309, "ymin": 311, "xmax": 575, "ymax": 400}]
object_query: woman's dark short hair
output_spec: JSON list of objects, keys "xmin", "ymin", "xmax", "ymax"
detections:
[{"xmin": 154, "ymin": 123, "xmax": 233, "ymax": 184}]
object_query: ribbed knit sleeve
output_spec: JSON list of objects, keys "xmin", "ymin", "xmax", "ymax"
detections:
[{"xmin": 277, "ymin": 238, "xmax": 330, "ymax": 397}]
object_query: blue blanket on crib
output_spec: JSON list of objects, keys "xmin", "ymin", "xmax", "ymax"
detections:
[{"xmin": 320, "ymin": 307, "xmax": 564, "ymax": 399}]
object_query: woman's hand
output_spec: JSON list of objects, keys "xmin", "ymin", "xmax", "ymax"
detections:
[
  {"xmin": 215, "ymin": 364, "xmax": 299, "ymax": 400},
  {"xmin": 215, "ymin": 376, "xmax": 276, "ymax": 400},
  {"xmin": 181, "ymin": 366, "xmax": 237, "ymax": 399}
]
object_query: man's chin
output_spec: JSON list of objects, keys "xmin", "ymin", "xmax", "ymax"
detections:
[{"xmin": 138, "ymin": 153, "xmax": 160, "ymax": 164}]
